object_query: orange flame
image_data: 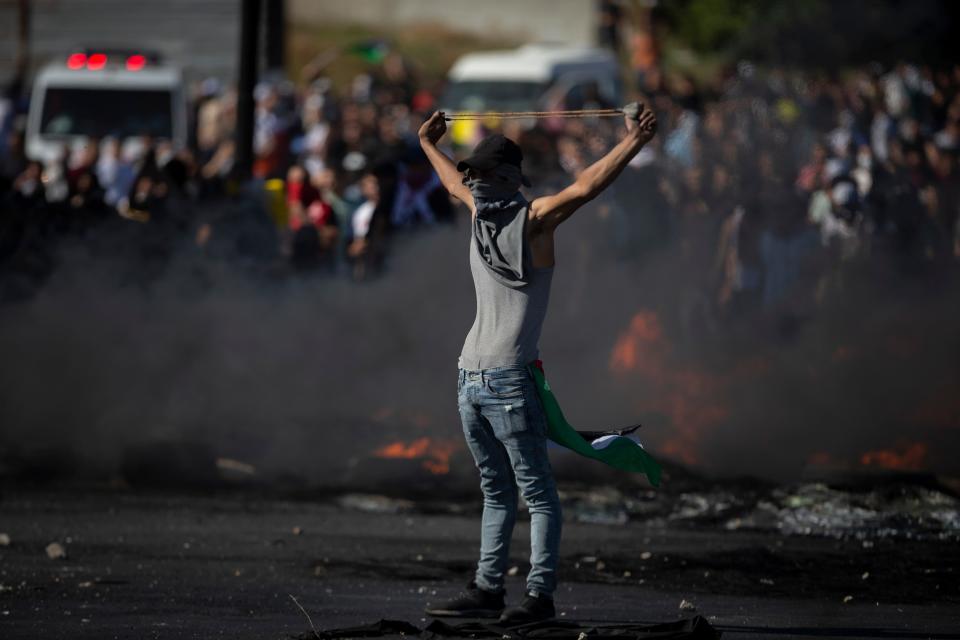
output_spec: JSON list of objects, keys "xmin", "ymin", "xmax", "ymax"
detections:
[
  {"xmin": 860, "ymin": 442, "xmax": 928, "ymax": 471},
  {"xmin": 610, "ymin": 311, "xmax": 663, "ymax": 374},
  {"xmin": 376, "ymin": 438, "xmax": 431, "ymax": 459},
  {"xmin": 374, "ymin": 437, "xmax": 458, "ymax": 475},
  {"xmin": 609, "ymin": 309, "xmax": 734, "ymax": 467}
]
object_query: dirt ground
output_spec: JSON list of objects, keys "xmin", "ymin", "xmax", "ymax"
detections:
[{"xmin": 1, "ymin": 488, "xmax": 958, "ymax": 639}]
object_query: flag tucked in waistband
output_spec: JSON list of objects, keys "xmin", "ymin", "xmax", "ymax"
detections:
[{"xmin": 529, "ymin": 360, "xmax": 662, "ymax": 487}]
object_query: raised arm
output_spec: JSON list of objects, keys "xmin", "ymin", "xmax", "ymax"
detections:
[
  {"xmin": 418, "ymin": 112, "xmax": 474, "ymax": 210},
  {"xmin": 530, "ymin": 104, "xmax": 657, "ymax": 230}
]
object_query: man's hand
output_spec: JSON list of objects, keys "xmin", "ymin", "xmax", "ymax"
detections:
[
  {"xmin": 418, "ymin": 111, "xmax": 447, "ymax": 145},
  {"xmin": 530, "ymin": 102, "xmax": 658, "ymax": 231},
  {"xmin": 417, "ymin": 111, "xmax": 473, "ymax": 208},
  {"xmin": 623, "ymin": 102, "xmax": 657, "ymax": 144}
]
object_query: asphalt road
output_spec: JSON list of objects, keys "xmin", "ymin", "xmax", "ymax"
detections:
[{"xmin": 1, "ymin": 489, "xmax": 958, "ymax": 639}]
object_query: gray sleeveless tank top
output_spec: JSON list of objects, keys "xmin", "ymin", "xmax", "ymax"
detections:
[{"xmin": 458, "ymin": 233, "xmax": 554, "ymax": 371}]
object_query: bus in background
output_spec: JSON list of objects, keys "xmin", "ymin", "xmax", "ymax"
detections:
[{"xmin": 25, "ymin": 48, "xmax": 187, "ymax": 164}]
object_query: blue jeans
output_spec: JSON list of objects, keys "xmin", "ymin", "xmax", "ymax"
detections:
[{"xmin": 457, "ymin": 364, "xmax": 562, "ymax": 598}]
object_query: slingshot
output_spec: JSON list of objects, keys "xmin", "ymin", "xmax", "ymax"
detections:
[
  {"xmin": 443, "ymin": 103, "xmax": 648, "ymax": 122},
  {"xmin": 445, "ymin": 108, "xmax": 625, "ymax": 121}
]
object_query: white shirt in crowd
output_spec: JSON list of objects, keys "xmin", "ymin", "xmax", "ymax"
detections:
[{"xmin": 352, "ymin": 200, "xmax": 376, "ymax": 239}]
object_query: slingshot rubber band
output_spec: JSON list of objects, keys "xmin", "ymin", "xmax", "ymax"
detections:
[{"xmin": 444, "ymin": 108, "xmax": 625, "ymax": 121}]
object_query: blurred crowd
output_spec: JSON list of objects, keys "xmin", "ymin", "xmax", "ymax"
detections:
[
  {"xmin": 604, "ymin": 59, "xmax": 960, "ymax": 326},
  {"xmin": 1, "ymin": 47, "xmax": 958, "ymax": 313}
]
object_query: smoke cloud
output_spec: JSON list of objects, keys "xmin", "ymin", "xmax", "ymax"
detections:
[{"xmin": 1, "ymin": 200, "xmax": 958, "ymax": 485}]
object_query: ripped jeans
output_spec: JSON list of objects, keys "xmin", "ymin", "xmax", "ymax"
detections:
[{"xmin": 457, "ymin": 364, "xmax": 562, "ymax": 598}]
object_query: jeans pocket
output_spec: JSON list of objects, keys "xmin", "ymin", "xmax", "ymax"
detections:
[
  {"xmin": 489, "ymin": 395, "xmax": 533, "ymax": 438},
  {"xmin": 484, "ymin": 374, "xmax": 526, "ymax": 399}
]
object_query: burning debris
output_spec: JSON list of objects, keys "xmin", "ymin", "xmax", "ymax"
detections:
[
  {"xmin": 373, "ymin": 437, "xmax": 460, "ymax": 476},
  {"xmin": 859, "ymin": 442, "xmax": 928, "ymax": 471},
  {"xmin": 609, "ymin": 309, "xmax": 731, "ymax": 469}
]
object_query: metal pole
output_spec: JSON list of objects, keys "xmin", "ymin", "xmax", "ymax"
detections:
[
  {"xmin": 235, "ymin": 0, "xmax": 261, "ymax": 182},
  {"xmin": 15, "ymin": 0, "xmax": 32, "ymax": 82},
  {"xmin": 264, "ymin": 0, "xmax": 285, "ymax": 72}
]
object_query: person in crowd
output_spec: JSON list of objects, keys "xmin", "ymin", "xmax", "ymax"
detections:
[
  {"xmin": 346, "ymin": 170, "xmax": 380, "ymax": 280},
  {"xmin": 391, "ymin": 146, "xmax": 451, "ymax": 228},
  {"xmin": 0, "ymin": 54, "xmax": 957, "ymax": 306}
]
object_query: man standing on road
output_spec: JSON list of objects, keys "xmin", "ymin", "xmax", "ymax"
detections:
[{"xmin": 418, "ymin": 104, "xmax": 657, "ymax": 624}]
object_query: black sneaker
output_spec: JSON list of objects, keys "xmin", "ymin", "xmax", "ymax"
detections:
[
  {"xmin": 498, "ymin": 591, "xmax": 556, "ymax": 625},
  {"xmin": 424, "ymin": 580, "xmax": 505, "ymax": 618}
]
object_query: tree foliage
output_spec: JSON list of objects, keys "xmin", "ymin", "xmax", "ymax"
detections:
[{"xmin": 656, "ymin": 0, "xmax": 959, "ymax": 68}]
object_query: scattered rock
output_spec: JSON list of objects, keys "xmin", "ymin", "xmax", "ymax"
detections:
[
  {"xmin": 640, "ymin": 551, "xmax": 652, "ymax": 560},
  {"xmin": 573, "ymin": 509, "xmax": 629, "ymax": 525},
  {"xmin": 215, "ymin": 457, "xmax": 256, "ymax": 476},
  {"xmin": 507, "ymin": 566, "xmax": 520, "ymax": 576},
  {"xmin": 678, "ymin": 599, "xmax": 696, "ymax": 612},
  {"xmin": 337, "ymin": 493, "xmax": 415, "ymax": 514},
  {"xmin": 46, "ymin": 542, "xmax": 67, "ymax": 560}
]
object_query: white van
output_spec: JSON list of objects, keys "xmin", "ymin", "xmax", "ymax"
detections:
[
  {"xmin": 441, "ymin": 43, "xmax": 622, "ymax": 115},
  {"xmin": 25, "ymin": 49, "xmax": 187, "ymax": 163}
]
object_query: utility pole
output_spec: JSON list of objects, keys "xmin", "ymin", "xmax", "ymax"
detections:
[
  {"xmin": 235, "ymin": 0, "xmax": 261, "ymax": 182},
  {"xmin": 264, "ymin": 0, "xmax": 286, "ymax": 72},
  {"xmin": 15, "ymin": 0, "xmax": 32, "ymax": 85}
]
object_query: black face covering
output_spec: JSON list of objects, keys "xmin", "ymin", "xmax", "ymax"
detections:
[
  {"xmin": 462, "ymin": 164, "xmax": 524, "ymax": 202},
  {"xmin": 464, "ymin": 165, "xmax": 529, "ymax": 288}
]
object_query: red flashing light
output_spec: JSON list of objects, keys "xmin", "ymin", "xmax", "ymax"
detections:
[
  {"xmin": 66, "ymin": 53, "xmax": 86, "ymax": 69},
  {"xmin": 87, "ymin": 53, "xmax": 107, "ymax": 70},
  {"xmin": 126, "ymin": 54, "xmax": 146, "ymax": 71}
]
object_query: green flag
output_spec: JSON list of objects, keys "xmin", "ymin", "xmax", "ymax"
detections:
[
  {"xmin": 529, "ymin": 362, "xmax": 662, "ymax": 487},
  {"xmin": 347, "ymin": 40, "xmax": 389, "ymax": 64}
]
